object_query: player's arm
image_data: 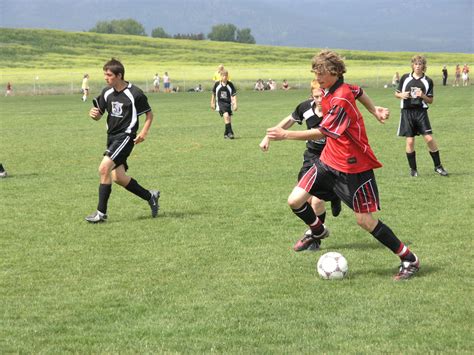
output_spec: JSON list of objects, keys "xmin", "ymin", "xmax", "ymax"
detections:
[
  {"xmin": 357, "ymin": 92, "xmax": 389, "ymax": 124},
  {"xmin": 134, "ymin": 111, "xmax": 153, "ymax": 144},
  {"xmin": 395, "ymin": 90, "xmax": 410, "ymax": 100},
  {"xmin": 415, "ymin": 90, "xmax": 433, "ymax": 104},
  {"xmin": 260, "ymin": 115, "xmax": 296, "ymax": 151},
  {"xmin": 266, "ymin": 126, "xmax": 324, "ymax": 141},
  {"xmin": 210, "ymin": 93, "xmax": 215, "ymax": 110},
  {"xmin": 232, "ymin": 95, "xmax": 237, "ymax": 111}
]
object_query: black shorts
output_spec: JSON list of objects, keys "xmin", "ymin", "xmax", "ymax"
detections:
[
  {"xmin": 297, "ymin": 150, "xmax": 338, "ymax": 202},
  {"xmin": 297, "ymin": 160, "xmax": 380, "ymax": 213},
  {"xmin": 104, "ymin": 133, "xmax": 135, "ymax": 170},
  {"xmin": 397, "ymin": 108, "xmax": 433, "ymax": 137},
  {"xmin": 218, "ymin": 103, "xmax": 232, "ymax": 117}
]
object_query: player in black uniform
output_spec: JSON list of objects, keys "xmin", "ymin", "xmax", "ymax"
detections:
[
  {"xmin": 211, "ymin": 70, "xmax": 237, "ymax": 139},
  {"xmin": 395, "ymin": 55, "xmax": 448, "ymax": 177},
  {"xmin": 0, "ymin": 163, "xmax": 7, "ymax": 178},
  {"xmin": 86, "ymin": 58, "xmax": 160, "ymax": 223}
]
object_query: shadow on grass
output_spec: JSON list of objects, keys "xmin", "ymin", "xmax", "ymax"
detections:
[{"xmin": 136, "ymin": 210, "xmax": 206, "ymax": 220}]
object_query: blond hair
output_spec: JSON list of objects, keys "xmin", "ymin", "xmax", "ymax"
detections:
[{"xmin": 411, "ymin": 55, "xmax": 427, "ymax": 72}]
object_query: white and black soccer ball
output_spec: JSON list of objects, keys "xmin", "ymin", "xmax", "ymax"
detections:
[{"xmin": 317, "ymin": 252, "xmax": 348, "ymax": 280}]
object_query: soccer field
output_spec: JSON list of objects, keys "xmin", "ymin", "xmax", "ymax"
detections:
[{"xmin": 0, "ymin": 87, "xmax": 472, "ymax": 353}]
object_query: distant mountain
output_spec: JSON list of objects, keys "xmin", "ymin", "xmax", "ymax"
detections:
[{"xmin": 0, "ymin": 0, "xmax": 472, "ymax": 53}]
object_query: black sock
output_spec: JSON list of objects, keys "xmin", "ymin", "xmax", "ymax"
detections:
[
  {"xmin": 317, "ymin": 211, "xmax": 326, "ymax": 224},
  {"xmin": 97, "ymin": 184, "xmax": 112, "ymax": 214},
  {"xmin": 429, "ymin": 150, "xmax": 441, "ymax": 167},
  {"xmin": 292, "ymin": 202, "xmax": 324, "ymax": 235},
  {"xmin": 225, "ymin": 123, "xmax": 232, "ymax": 135},
  {"xmin": 406, "ymin": 151, "xmax": 417, "ymax": 170},
  {"xmin": 371, "ymin": 221, "xmax": 416, "ymax": 262},
  {"xmin": 0, "ymin": 164, "xmax": 4, "ymax": 172},
  {"xmin": 125, "ymin": 178, "xmax": 151, "ymax": 201}
]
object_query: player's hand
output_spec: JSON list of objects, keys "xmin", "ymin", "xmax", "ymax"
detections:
[
  {"xmin": 89, "ymin": 108, "xmax": 102, "ymax": 121},
  {"xmin": 210, "ymin": 104, "xmax": 215, "ymax": 110},
  {"xmin": 266, "ymin": 127, "xmax": 288, "ymax": 140},
  {"xmin": 233, "ymin": 105, "xmax": 238, "ymax": 111},
  {"xmin": 400, "ymin": 91, "xmax": 410, "ymax": 100},
  {"xmin": 259, "ymin": 136, "xmax": 270, "ymax": 151},
  {"xmin": 134, "ymin": 133, "xmax": 146, "ymax": 145},
  {"xmin": 374, "ymin": 106, "xmax": 389, "ymax": 124}
]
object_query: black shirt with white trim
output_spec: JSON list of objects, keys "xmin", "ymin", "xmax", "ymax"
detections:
[
  {"xmin": 292, "ymin": 99, "xmax": 326, "ymax": 155},
  {"xmin": 397, "ymin": 72, "xmax": 434, "ymax": 109}
]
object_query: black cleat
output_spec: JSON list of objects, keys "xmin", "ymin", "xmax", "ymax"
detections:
[
  {"xmin": 85, "ymin": 210, "xmax": 107, "ymax": 223},
  {"xmin": 394, "ymin": 255, "xmax": 420, "ymax": 281},
  {"xmin": 434, "ymin": 165, "xmax": 448, "ymax": 176},
  {"xmin": 148, "ymin": 190, "xmax": 160, "ymax": 218},
  {"xmin": 293, "ymin": 227, "xmax": 329, "ymax": 252},
  {"xmin": 410, "ymin": 169, "xmax": 418, "ymax": 177}
]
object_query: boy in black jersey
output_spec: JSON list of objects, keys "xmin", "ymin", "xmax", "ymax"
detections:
[
  {"xmin": 211, "ymin": 70, "xmax": 237, "ymax": 139},
  {"xmin": 86, "ymin": 58, "xmax": 159, "ymax": 223},
  {"xmin": 395, "ymin": 55, "xmax": 448, "ymax": 177}
]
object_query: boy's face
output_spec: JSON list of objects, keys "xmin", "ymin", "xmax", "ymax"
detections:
[
  {"xmin": 311, "ymin": 88, "xmax": 323, "ymax": 108},
  {"xmin": 412, "ymin": 61, "xmax": 425, "ymax": 75},
  {"xmin": 220, "ymin": 73, "xmax": 228, "ymax": 83},
  {"xmin": 104, "ymin": 69, "xmax": 122, "ymax": 87},
  {"xmin": 314, "ymin": 70, "xmax": 338, "ymax": 89}
]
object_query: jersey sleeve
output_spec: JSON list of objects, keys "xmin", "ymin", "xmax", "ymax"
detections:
[
  {"xmin": 95, "ymin": 88, "xmax": 108, "ymax": 114},
  {"xmin": 396, "ymin": 74, "xmax": 409, "ymax": 93},
  {"xmin": 426, "ymin": 77, "xmax": 434, "ymax": 97},
  {"xmin": 135, "ymin": 90, "xmax": 152, "ymax": 116},
  {"xmin": 319, "ymin": 99, "xmax": 351, "ymax": 139},
  {"xmin": 348, "ymin": 84, "xmax": 363, "ymax": 100},
  {"xmin": 291, "ymin": 102, "xmax": 305, "ymax": 125},
  {"xmin": 229, "ymin": 82, "xmax": 237, "ymax": 96}
]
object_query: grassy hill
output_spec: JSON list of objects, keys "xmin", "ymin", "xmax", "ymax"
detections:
[{"xmin": 0, "ymin": 28, "xmax": 471, "ymax": 93}]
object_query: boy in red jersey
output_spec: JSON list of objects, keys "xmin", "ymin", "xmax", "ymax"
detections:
[{"xmin": 266, "ymin": 50, "xmax": 419, "ymax": 280}]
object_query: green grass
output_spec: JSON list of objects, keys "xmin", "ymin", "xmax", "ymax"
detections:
[
  {"xmin": 0, "ymin": 86, "xmax": 473, "ymax": 353},
  {"xmin": 1, "ymin": 28, "xmax": 472, "ymax": 93}
]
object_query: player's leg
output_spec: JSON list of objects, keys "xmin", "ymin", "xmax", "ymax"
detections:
[
  {"xmin": 290, "ymin": 163, "xmax": 331, "ymax": 251},
  {"xmin": 0, "ymin": 163, "xmax": 7, "ymax": 178},
  {"xmin": 223, "ymin": 112, "xmax": 234, "ymax": 139},
  {"xmin": 405, "ymin": 137, "xmax": 418, "ymax": 176},
  {"xmin": 423, "ymin": 134, "xmax": 448, "ymax": 176},
  {"xmin": 85, "ymin": 156, "xmax": 115, "ymax": 223},
  {"xmin": 112, "ymin": 163, "xmax": 160, "ymax": 218}
]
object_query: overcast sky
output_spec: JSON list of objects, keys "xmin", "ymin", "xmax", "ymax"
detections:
[{"xmin": 0, "ymin": 0, "xmax": 472, "ymax": 52}]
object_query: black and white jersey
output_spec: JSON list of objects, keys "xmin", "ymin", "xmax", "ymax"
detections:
[
  {"xmin": 292, "ymin": 99, "xmax": 325, "ymax": 155},
  {"xmin": 397, "ymin": 72, "xmax": 434, "ymax": 109},
  {"xmin": 96, "ymin": 83, "xmax": 152, "ymax": 136},
  {"xmin": 212, "ymin": 81, "xmax": 237, "ymax": 110}
]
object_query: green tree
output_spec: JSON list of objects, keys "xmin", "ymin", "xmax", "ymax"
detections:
[
  {"xmin": 207, "ymin": 24, "xmax": 237, "ymax": 42},
  {"xmin": 236, "ymin": 28, "xmax": 255, "ymax": 44},
  {"xmin": 151, "ymin": 27, "xmax": 170, "ymax": 38},
  {"xmin": 90, "ymin": 19, "xmax": 146, "ymax": 36}
]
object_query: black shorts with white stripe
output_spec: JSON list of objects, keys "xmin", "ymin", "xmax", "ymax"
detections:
[
  {"xmin": 397, "ymin": 108, "xmax": 433, "ymax": 137},
  {"xmin": 104, "ymin": 133, "xmax": 135, "ymax": 170}
]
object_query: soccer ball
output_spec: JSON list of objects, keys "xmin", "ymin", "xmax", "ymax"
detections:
[{"xmin": 317, "ymin": 252, "xmax": 348, "ymax": 280}]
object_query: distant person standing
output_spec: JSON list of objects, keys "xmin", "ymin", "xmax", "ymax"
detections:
[
  {"xmin": 395, "ymin": 55, "xmax": 448, "ymax": 177},
  {"xmin": 453, "ymin": 64, "xmax": 461, "ymax": 86},
  {"xmin": 153, "ymin": 73, "xmax": 160, "ymax": 92},
  {"xmin": 163, "ymin": 72, "xmax": 171, "ymax": 93},
  {"xmin": 211, "ymin": 70, "xmax": 237, "ymax": 139},
  {"xmin": 5, "ymin": 82, "xmax": 12, "ymax": 96},
  {"xmin": 462, "ymin": 64, "xmax": 470, "ymax": 86},
  {"xmin": 81, "ymin": 74, "xmax": 89, "ymax": 102},
  {"xmin": 85, "ymin": 58, "xmax": 160, "ymax": 223},
  {"xmin": 442, "ymin": 66, "xmax": 448, "ymax": 86}
]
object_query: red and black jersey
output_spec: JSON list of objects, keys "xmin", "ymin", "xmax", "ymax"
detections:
[
  {"xmin": 319, "ymin": 78, "xmax": 382, "ymax": 173},
  {"xmin": 96, "ymin": 82, "xmax": 151, "ymax": 136}
]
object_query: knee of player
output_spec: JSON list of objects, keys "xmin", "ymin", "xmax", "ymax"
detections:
[
  {"xmin": 355, "ymin": 214, "xmax": 377, "ymax": 231},
  {"xmin": 287, "ymin": 195, "xmax": 304, "ymax": 209}
]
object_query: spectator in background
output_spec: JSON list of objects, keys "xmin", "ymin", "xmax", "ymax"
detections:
[
  {"xmin": 5, "ymin": 82, "xmax": 12, "ymax": 96},
  {"xmin": 163, "ymin": 72, "xmax": 171, "ymax": 93},
  {"xmin": 81, "ymin": 74, "xmax": 89, "ymax": 102},
  {"xmin": 453, "ymin": 64, "xmax": 461, "ymax": 86},
  {"xmin": 153, "ymin": 73, "xmax": 160, "ymax": 92},
  {"xmin": 391, "ymin": 72, "xmax": 400, "ymax": 87},
  {"xmin": 254, "ymin": 79, "xmax": 265, "ymax": 91},
  {"xmin": 281, "ymin": 79, "xmax": 290, "ymax": 91},
  {"xmin": 442, "ymin": 66, "xmax": 448, "ymax": 86},
  {"xmin": 462, "ymin": 64, "xmax": 470, "ymax": 86}
]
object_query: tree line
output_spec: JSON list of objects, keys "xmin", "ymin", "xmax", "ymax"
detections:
[{"xmin": 89, "ymin": 19, "xmax": 255, "ymax": 44}]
